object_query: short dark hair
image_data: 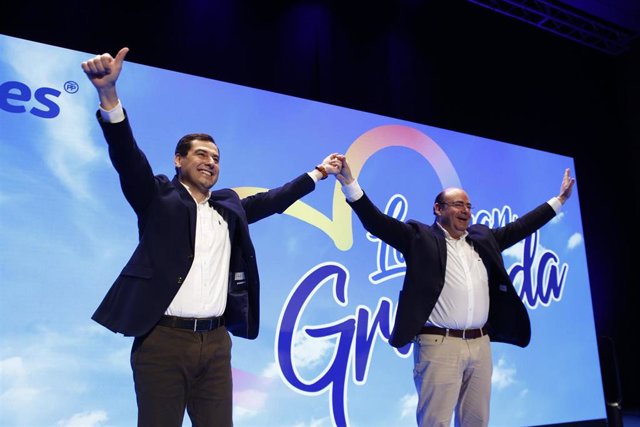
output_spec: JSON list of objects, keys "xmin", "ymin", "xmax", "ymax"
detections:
[
  {"xmin": 175, "ymin": 133, "xmax": 216, "ymax": 157},
  {"xmin": 174, "ymin": 133, "xmax": 217, "ymax": 175},
  {"xmin": 433, "ymin": 190, "xmax": 446, "ymax": 215}
]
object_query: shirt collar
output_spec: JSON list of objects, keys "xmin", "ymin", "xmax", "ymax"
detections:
[
  {"xmin": 179, "ymin": 180, "xmax": 211, "ymax": 205},
  {"xmin": 436, "ymin": 222, "xmax": 468, "ymax": 241}
]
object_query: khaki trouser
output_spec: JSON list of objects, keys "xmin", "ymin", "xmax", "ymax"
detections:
[{"xmin": 413, "ymin": 334, "xmax": 492, "ymax": 427}]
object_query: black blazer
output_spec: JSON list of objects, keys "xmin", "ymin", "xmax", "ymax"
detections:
[
  {"xmin": 348, "ymin": 192, "xmax": 556, "ymax": 348},
  {"xmin": 92, "ymin": 113, "xmax": 315, "ymax": 338}
]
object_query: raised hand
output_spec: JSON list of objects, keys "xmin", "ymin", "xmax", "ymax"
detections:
[
  {"xmin": 320, "ymin": 153, "xmax": 343, "ymax": 176},
  {"xmin": 557, "ymin": 168, "xmax": 575, "ymax": 204},
  {"xmin": 334, "ymin": 154, "xmax": 354, "ymax": 185},
  {"xmin": 81, "ymin": 47, "xmax": 129, "ymax": 109}
]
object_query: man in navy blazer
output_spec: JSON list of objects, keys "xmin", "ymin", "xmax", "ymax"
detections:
[
  {"xmin": 82, "ymin": 48, "xmax": 342, "ymax": 427},
  {"xmin": 333, "ymin": 155, "xmax": 574, "ymax": 426}
]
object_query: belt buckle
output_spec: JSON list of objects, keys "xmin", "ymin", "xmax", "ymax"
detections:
[
  {"xmin": 193, "ymin": 318, "xmax": 209, "ymax": 332},
  {"xmin": 193, "ymin": 317, "xmax": 218, "ymax": 332}
]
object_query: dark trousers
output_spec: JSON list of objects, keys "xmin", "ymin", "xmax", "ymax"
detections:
[{"xmin": 131, "ymin": 324, "xmax": 233, "ymax": 427}]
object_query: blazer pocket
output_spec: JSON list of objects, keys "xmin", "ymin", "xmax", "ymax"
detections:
[
  {"xmin": 229, "ymin": 271, "xmax": 248, "ymax": 293},
  {"xmin": 120, "ymin": 264, "xmax": 153, "ymax": 279}
]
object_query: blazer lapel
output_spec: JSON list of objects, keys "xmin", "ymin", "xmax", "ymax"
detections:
[
  {"xmin": 172, "ymin": 176, "xmax": 197, "ymax": 250},
  {"xmin": 209, "ymin": 200, "xmax": 237, "ymax": 239},
  {"xmin": 209, "ymin": 192, "xmax": 239, "ymax": 239},
  {"xmin": 431, "ymin": 222, "xmax": 447, "ymax": 274},
  {"xmin": 466, "ymin": 233, "xmax": 494, "ymax": 275}
]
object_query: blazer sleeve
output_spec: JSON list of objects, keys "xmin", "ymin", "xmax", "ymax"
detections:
[
  {"xmin": 348, "ymin": 192, "xmax": 417, "ymax": 253},
  {"xmin": 97, "ymin": 111, "xmax": 158, "ymax": 216},
  {"xmin": 241, "ymin": 173, "xmax": 316, "ymax": 224},
  {"xmin": 492, "ymin": 202, "xmax": 556, "ymax": 250}
]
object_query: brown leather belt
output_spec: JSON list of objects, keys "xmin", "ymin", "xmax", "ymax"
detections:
[
  {"xmin": 419, "ymin": 326, "xmax": 488, "ymax": 339},
  {"xmin": 158, "ymin": 315, "xmax": 225, "ymax": 332}
]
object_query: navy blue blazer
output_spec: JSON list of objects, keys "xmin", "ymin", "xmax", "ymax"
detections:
[
  {"xmin": 348, "ymin": 192, "xmax": 556, "ymax": 348},
  {"xmin": 92, "ymin": 113, "xmax": 315, "ymax": 338}
]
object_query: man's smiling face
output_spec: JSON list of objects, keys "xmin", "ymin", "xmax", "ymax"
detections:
[
  {"xmin": 175, "ymin": 139, "xmax": 220, "ymax": 199},
  {"xmin": 434, "ymin": 188, "xmax": 472, "ymax": 239}
]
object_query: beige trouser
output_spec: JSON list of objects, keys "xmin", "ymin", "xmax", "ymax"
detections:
[{"xmin": 413, "ymin": 333, "xmax": 492, "ymax": 427}]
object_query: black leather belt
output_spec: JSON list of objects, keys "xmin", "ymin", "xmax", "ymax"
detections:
[
  {"xmin": 419, "ymin": 326, "xmax": 488, "ymax": 339},
  {"xmin": 158, "ymin": 315, "xmax": 225, "ymax": 332}
]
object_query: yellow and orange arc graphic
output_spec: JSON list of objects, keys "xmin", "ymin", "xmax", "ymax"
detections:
[{"xmin": 234, "ymin": 125, "xmax": 461, "ymax": 251}]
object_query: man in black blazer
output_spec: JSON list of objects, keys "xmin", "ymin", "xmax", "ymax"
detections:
[
  {"xmin": 81, "ymin": 47, "xmax": 342, "ymax": 427},
  {"xmin": 333, "ymin": 155, "xmax": 574, "ymax": 426}
]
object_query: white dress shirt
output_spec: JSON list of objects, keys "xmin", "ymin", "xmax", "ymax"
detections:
[
  {"xmin": 166, "ymin": 186, "xmax": 231, "ymax": 318},
  {"xmin": 428, "ymin": 225, "xmax": 489, "ymax": 329}
]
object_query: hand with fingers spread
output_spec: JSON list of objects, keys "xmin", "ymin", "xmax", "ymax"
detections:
[{"xmin": 557, "ymin": 168, "xmax": 575, "ymax": 204}]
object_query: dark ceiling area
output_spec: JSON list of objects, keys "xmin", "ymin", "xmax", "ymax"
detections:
[
  {"xmin": 552, "ymin": 0, "xmax": 640, "ymax": 34},
  {"xmin": 470, "ymin": 0, "xmax": 640, "ymax": 55},
  {"xmin": 2, "ymin": 0, "xmax": 639, "ymax": 415}
]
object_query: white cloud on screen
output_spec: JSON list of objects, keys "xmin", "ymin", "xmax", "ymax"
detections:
[
  {"xmin": 262, "ymin": 361, "xmax": 281, "ymax": 379},
  {"xmin": 399, "ymin": 393, "xmax": 418, "ymax": 420},
  {"xmin": 0, "ymin": 325, "xmax": 130, "ymax": 426},
  {"xmin": 567, "ymin": 232, "xmax": 583, "ymax": 250},
  {"xmin": 0, "ymin": 356, "xmax": 42, "ymax": 411},
  {"xmin": 234, "ymin": 405, "xmax": 260, "ymax": 422},
  {"xmin": 502, "ymin": 239, "xmax": 545, "ymax": 281},
  {"xmin": 233, "ymin": 389, "xmax": 269, "ymax": 421},
  {"xmin": 292, "ymin": 416, "xmax": 332, "ymax": 427},
  {"xmin": 492, "ymin": 356, "xmax": 517, "ymax": 390},
  {"xmin": 291, "ymin": 331, "xmax": 335, "ymax": 369},
  {"xmin": 56, "ymin": 410, "xmax": 108, "ymax": 427},
  {"xmin": 502, "ymin": 240, "xmax": 529, "ymax": 260},
  {"xmin": 550, "ymin": 212, "xmax": 565, "ymax": 224},
  {"xmin": 3, "ymin": 37, "xmax": 105, "ymax": 201}
]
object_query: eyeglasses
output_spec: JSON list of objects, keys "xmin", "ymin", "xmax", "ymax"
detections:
[{"xmin": 439, "ymin": 201, "xmax": 473, "ymax": 211}]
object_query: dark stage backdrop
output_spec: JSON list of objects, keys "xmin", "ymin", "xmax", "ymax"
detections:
[{"xmin": 1, "ymin": 0, "xmax": 638, "ymax": 421}]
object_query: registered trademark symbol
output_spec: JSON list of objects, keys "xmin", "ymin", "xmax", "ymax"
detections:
[{"xmin": 64, "ymin": 81, "xmax": 79, "ymax": 94}]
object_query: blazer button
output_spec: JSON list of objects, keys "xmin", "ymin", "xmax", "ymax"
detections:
[{"xmin": 177, "ymin": 277, "xmax": 184, "ymax": 285}]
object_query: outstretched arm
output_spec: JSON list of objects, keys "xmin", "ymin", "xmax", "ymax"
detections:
[
  {"xmin": 80, "ymin": 47, "xmax": 129, "ymax": 110},
  {"xmin": 332, "ymin": 154, "xmax": 414, "ymax": 251},
  {"xmin": 241, "ymin": 154, "xmax": 342, "ymax": 223},
  {"xmin": 82, "ymin": 47, "xmax": 157, "ymax": 215},
  {"xmin": 557, "ymin": 168, "xmax": 575, "ymax": 204},
  {"xmin": 492, "ymin": 168, "xmax": 576, "ymax": 250}
]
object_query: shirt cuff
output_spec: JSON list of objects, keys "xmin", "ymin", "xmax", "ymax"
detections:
[
  {"xmin": 342, "ymin": 180, "xmax": 364, "ymax": 202},
  {"xmin": 547, "ymin": 197, "xmax": 562, "ymax": 214},
  {"xmin": 307, "ymin": 171, "xmax": 320, "ymax": 183},
  {"xmin": 99, "ymin": 100, "xmax": 125, "ymax": 123}
]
